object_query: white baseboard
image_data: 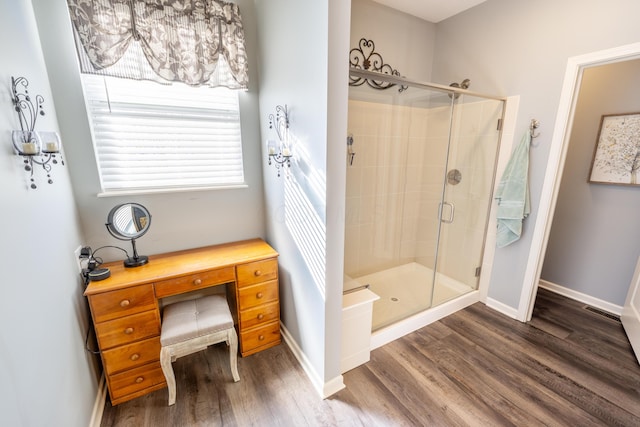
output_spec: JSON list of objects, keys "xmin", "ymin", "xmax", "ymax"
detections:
[
  {"xmin": 485, "ymin": 297, "xmax": 519, "ymax": 319},
  {"xmin": 538, "ymin": 279, "xmax": 623, "ymax": 316},
  {"xmin": 88, "ymin": 373, "xmax": 107, "ymax": 427},
  {"xmin": 322, "ymin": 375, "xmax": 347, "ymax": 398},
  {"xmin": 280, "ymin": 323, "xmax": 345, "ymax": 399}
]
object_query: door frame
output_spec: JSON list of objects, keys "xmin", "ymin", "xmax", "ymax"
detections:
[{"xmin": 518, "ymin": 42, "xmax": 640, "ymax": 322}]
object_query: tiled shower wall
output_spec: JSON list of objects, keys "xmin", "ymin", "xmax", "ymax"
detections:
[{"xmin": 344, "ymin": 98, "xmax": 502, "ymax": 286}]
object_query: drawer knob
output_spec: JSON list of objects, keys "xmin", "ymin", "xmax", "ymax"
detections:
[
  {"xmin": 130, "ymin": 353, "xmax": 140, "ymax": 361},
  {"xmin": 193, "ymin": 278, "xmax": 202, "ymax": 286},
  {"xmin": 258, "ymin": 334, "xmax": 265, "ymax": 341},
  {"xmin": 257, "ymin": 313, "xmax": 264, "ymax": 320},
  {"xmin": 256, "ymin": 292, "xmax": 263, "ymax": 299},
  {"xmin": 254, "ymin": 270, "xmax": 261, "ymax": 277},
  {"xmin": 135, "ymin": 376, "xmax": 144, "ymax": 384},
  {"xmin": 124, "ymin": 327, "xmax": 134, "ymax": 335},
  {"xmin": 120, "ymin": 299, "xmax": 130, "ymax": 308}
]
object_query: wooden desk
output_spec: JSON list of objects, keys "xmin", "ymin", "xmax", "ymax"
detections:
[{"xmin": 84, "ymin": 238, "xmax": 280, "ymax": 405}]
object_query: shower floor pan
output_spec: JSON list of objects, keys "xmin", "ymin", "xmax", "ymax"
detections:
[{"xmin": 354, "ymin": 262, "xmax": 475, "ymax": 332}]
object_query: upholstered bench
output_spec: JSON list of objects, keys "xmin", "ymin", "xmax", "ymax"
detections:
[{"xmin": 159, "ymin": 294, "xmax": 240, "ymax": 406}]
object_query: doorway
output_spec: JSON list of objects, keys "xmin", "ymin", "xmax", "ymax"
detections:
[
  {"xmin": 520, "ymin": 42, "xmax": 640, "ymax": 322},
  {"xmin": 539, "ymin": 59, "xmax": 640, "ymax": 312}
]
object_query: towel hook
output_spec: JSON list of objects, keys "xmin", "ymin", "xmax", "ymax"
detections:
[{"xmin": 530, "ymin": 119, "xmax": 540, "ymax": 138}]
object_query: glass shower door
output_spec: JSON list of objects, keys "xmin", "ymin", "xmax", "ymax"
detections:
[
  {"xmin": 432, "ymin": 94, "xmax": 504, "ymax": 305},
  {"xmin": 406, "ymin": 92, "xmax": 456, "ymax": 311},
  {"xmin": 345, "ymin": 83, "xmax": 458, "ymax": 330},
  {"xmin": 346, "ymin": 68, "xmax": 505, "ymax": 330}
]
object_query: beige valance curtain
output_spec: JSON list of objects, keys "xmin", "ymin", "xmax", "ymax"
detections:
[{"xmin": 67, "ymin": 0, "xmax": 249, "ymax": 89}]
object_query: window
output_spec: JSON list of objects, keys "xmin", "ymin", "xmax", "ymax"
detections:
[
  {"xmin": 67, "ymin": 0, "xmax": 250, "ymax": 193},
  {"xmin": 81, "ymin": 74, "xmax": 245, "ymax": 193}
]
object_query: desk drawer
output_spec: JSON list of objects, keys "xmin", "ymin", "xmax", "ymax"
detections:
[
  {"xmin": 102, "ymin": 336, "xmax": 161, "ymax": 376},
  {"xmin": 238, "ymin": 301, "xmax": 279, "ymax": 330},
  {"xmin": 240, "ymin": 321, "xmax": 280, "ymax": 355},
  {"xmin": 237, "ymin": 280, "xmax": 278, "ymax": 310},
  {"xmin": 154, "ymin": 267, "xmax": 235, "ymax": 298},
  {"xmin": 95, "ymin": 310, "xmax": 160, "ymax": 350},
  {"xmin": 108, "ymin": 361, "xmax": 166, "ymax": 401},
  {"xmin": 236, "ymin": 258, "xmax": 278, "ymax": 287},
  {"xmin": 90, "ymin": 284, "xmax": 156, "ymax": 323}
]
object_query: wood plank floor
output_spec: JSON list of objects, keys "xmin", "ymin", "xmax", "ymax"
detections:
[{"xmin": 100, "ymin": 289, "xmax": 640, "ymax": 426}]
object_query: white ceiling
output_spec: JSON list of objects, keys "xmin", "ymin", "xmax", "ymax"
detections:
[{"xmin": 371, "ymin": 0, "xmax": 487, "ymax": 23}]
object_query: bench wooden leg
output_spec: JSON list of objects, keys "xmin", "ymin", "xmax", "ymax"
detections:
[
  {"xmin": 229, "ymin": 328, "xmax": 240, "ymax": 382},
  {"xmin": 159, "ymin": 347, "xmax": 177, "ymax": 406}
]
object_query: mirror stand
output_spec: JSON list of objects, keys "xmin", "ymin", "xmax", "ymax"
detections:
[{"xmin": 125, "ymin": 238, "xmax": 149, "ymax": 268}]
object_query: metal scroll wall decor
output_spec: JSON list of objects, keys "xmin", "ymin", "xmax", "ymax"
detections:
[{"xmin": 349, "ymin": 38, "xmax": 407, "ymax": 92}]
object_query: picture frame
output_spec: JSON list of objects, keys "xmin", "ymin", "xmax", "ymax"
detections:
[{"xmin": 589, "ymin": 112, "xmax": 640, "ymax": 186}]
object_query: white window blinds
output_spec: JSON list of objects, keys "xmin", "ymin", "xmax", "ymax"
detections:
[{"xmin": 81, "ymin": 74, "xmax": 245, "ymax": 192}]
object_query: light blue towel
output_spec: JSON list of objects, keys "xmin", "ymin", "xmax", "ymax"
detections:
[{"xmin": 495, "ymin": 131, "xmax": 531, "ymax": 248}]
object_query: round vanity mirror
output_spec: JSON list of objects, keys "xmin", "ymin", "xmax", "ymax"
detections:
[{"xmin": 105, "ymin": 203, "xmax": 151, "ymax": 268}]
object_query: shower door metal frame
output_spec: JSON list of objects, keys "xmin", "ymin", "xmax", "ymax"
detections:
[{"xmin": 349, "ymin": 69, "xmax": 506, "ymax": 102}]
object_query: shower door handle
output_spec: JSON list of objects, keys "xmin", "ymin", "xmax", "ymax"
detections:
[{"xmin": 439, "ymin": 201, "xmax": 455, "ymax": 224}]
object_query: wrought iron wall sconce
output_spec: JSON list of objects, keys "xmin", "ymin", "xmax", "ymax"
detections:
[
  {"xmin": 10, "ymin": 76, "xmax": 64, "ymax": 189},
  {"xmin": 267, "ymin": 104, "xmax": 292, "ymax": 177},
  {"xmin": 349, "ymin": 38, "xmax": 407, "ymax": 93}
]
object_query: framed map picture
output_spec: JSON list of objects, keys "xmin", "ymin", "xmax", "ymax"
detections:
[{"xmin": 589, "ymin": 112, "xmax": 640, "ymax": 185}]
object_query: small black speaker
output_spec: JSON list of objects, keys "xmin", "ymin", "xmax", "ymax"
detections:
[{"xmin": 88, "ymin": 268, "xmax": 111, "ymax": 281}]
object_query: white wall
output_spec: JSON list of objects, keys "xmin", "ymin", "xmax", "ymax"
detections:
[
  {"xmin": 254, "ymin": 0, "xmax": 328, "ymax": 390},
  {"xmin": 542, "ymin": 60, "xmax": 640, "ymax": 306},
  {"xmin": 326, "ymin": 0, "xmax": 352, "ymax": 388},
  {"xmin": 254, "ymin": 0, "xmax": 350, "ymax": 394},
  {"xmin": 350, "ymin": 0, "xmax": 436, "ymax": 82},
  {"xmin": 31, "ymin": 0, "xmax": 266, "ymax": 262},
  {"xmin": 432, "ymin": 0, "xmax": 640, "ymax": 309},
  {"xmin": 0, "ymin": 1, "xmax": 97, "ymax": 426}
]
